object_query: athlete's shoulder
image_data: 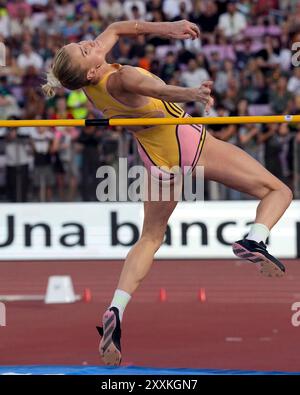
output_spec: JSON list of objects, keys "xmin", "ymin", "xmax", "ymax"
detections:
[
  {"xmin": 117, "ymin": 65, "xmax": 148, "ymax": 85},
  {"xmin": 118, "ymin": 64, "xmax": 142, "ymax": 76},
  {"xmin": 119, "ymin": 65, "xmax": 164, "ymax": 84}
]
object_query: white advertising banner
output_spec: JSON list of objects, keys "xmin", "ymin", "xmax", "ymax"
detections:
[{"xmin": 0, "ymin": 201, "xmax": 298, "ymax": 260}]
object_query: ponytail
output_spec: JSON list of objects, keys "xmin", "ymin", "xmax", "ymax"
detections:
[{"xmin": 42, "ymin": 69, "xmax": 62, "ymax": 98}]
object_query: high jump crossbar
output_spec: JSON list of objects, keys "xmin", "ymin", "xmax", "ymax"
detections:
[{"xmin": 0, "ymin": 115, "xmax": 300, "ymax": 128}]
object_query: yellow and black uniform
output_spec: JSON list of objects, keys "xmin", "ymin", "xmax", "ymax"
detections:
[{"xmin": 84, "ymin": 63, "xmax": 206, "ymax": 176}]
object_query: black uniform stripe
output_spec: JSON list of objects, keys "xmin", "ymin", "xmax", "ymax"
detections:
[
  {"xmin": 171, "ymin": 102, "xmax": 184, "ymax": 115},
  {"xmin": 191, "ymin": 127, "xmax": 206, "ymax": 171},
  {"xmin": 168, "ymin": 102, "xmax": 182, "ymax": 115},
  {"xmin": 161, "ymin": 101, "xmax": 180, "ymax": 118},
  {"xmin": 175, "ymin": 125, "xmax": 182, "ymax": 168}
]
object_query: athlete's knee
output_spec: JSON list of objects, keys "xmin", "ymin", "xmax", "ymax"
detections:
[
  {"xmin": 260, "ymin": 177, "xmax": 293, "ymax": 204},
  {"xmin": 278, "ymin": 183, "xmax": 293, "ymax": 205}
]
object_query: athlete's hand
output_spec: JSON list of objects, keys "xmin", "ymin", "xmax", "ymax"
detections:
[
  {"xmin": 165, "ymin": 20, "xmax": 200, "ymax": 40},
  {"xmin": 193, "ymin": 81, "xmax": 214, "ymax": 113}
]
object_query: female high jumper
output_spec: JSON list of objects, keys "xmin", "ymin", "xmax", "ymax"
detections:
[{"xmin": 42, "ymin": 20, "xmax": 293, "ymax": 366}]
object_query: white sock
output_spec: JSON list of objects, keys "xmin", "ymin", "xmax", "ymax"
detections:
[
  {"xmin": 109, "ymin": 289, "xmax": 131, "ymax": 322},
  {"xmin": 246, "ymin": 223, "xmax": 270, "ymax": 244}
]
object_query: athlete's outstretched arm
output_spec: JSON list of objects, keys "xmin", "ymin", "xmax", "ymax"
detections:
[
  {"xmin": 118, "ymin": 65, "xmax": 214, "ymax": 112},
  {"xmin": 95, "ymin": 20, "xmax": 200, "ymax": 57}
]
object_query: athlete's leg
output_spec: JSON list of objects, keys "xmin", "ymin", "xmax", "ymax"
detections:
[
  {"xmin": 98, "ymin": 179, "xmax": 178, "ymax": 365},
  {"xmin": 198, "ymin": 132, "xmax": 293, "ymax": 229},
  {"xmin": 117, "ymin": 196, "xmax": 178, "ymax": 295},
  {"xmin": 197, "ymin": 132, "xmax": 293, "ymax": 276}
]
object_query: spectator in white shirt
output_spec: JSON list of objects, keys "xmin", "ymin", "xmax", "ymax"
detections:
[
  {"xmin": 55, "ymin": 0, "xmax": 75, "ymax": 19},
  {"xmin": 163, "ymin": 0, "xmax": 192, "ymax": 20},
  {"xmin": 218, "ymin": 0, "xmax": 247, "ymax": 38},
  {"xmin": 287, "ymin": 67, "xmax": 300, "ymax": 96},
  {"xmin": 180, "ymin": 58, "xmax": 210, "ymax": 88},
  {"xmin": 4, "ymin": 123, "xmax": 31, "ymax": 202},
  {"xmin": 0, "ymin": 13, "xmax": 9, "ymax": 38},
  {"xmin": 17, "ymin": 43, "xmax": 43, "ymax": 70},
  {"xmin": 123, "ymin": 0, "xmax": 146, "ymax": 20},
  {"xmin": 98, "ymin": 0, "xmax": 123, "ymax": 20},
  {"xmin": 10, "ymin": 7, "xmax": 34, "ymax": 37},
  {"xmin": 39, "ymin": 7, "xmax": 62, "ymax": 36}
]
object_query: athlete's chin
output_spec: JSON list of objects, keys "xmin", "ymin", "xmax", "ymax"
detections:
[{"xmin": 95, "ymin": 51, "xmax": 104, "ymax": 62}]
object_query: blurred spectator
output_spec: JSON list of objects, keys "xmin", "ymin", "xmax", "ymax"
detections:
[
  {"xmin": 218, "ymin": 0, "xmax": 247, "ymax": 39},
  {"xmin": 60, "ymin": 15, "xmax": 81, "ymax": 40},
  {"xmin": 102, "ymin": 128, "xmax": 120, "ymax": 168},
  {"xmin": 128, "ymin": 35, "xmax": 147, "ymax": 63},
  {"xmin": 38, "ymin": 7, "xmax": 62, "ymax": 36},
  {"xmin": 180, "ymin": 58, "xmax": 210, "ymax": 87},
  {"xmin": 76, "ymin": 112, "xmax": 102, "ymax": 201},
  {"xmin": 254, "ymin": 0, "xmax": 278, "ymax": 16},
  {"xmin": 98, "ymin": 0, "xmax": 123, "ymax": 21},
  {"xmin": 0, "ymin": 77, "xmax": 21, "ymax": 118},
  {"xmin": 172, "ymin": 1, "xmax": 190, "ymax": 21},
  {"xmin": 27, "ymin": 0, "xmax": 48, "ymax": 10},
  {"xmin": 115, "ymin": 38, "xmax": 132, "ymax": 64},
  {"xmin": 52, "ymin": 97, "xmax": 74, "ymax": 120},
  {"xmin": 56, "ymin": 0, "xmax": 75, "ymax": 19},
  {"xmin": 277, "ymin": 123, "xmax": 293, "ymax": 187},
  {"xmin": 163, "ymin": 0, "xmax": 192, "ymax": 20},
  {"xmin": 23, "ymin": 87, "xmax": 45, "ymax": 119},
  {"xmin": 75, "ymin": 0, "xmax": 98, "ymax": 14},
  {"xmin": 235, "ymin": 38, "xmax": 254, "ymax": 70},
  {"xmin": 287, "ymin": 68, "xmax": 300, "ymax": 96},
  {"xmin": 0, "ymin": 9, "xmax": 9, "ymax": 38},
  {"xmin": 239, "ymin": 122, "xmax": 261, "ymax": 161},
  {"xmin": 17, "ymin": 43, "xmax": 43, "ymax": 70},
  {"xmin": 54, "ymin": 126, "xmax": 79, "ymax": 201},
  {"xmin": 270, "ymin": 76, "xmax": 293, "ymax": 114},
  {"xmin": 146, "ymin": 0, "xmax": 163, "ymax": 18},
  {"xmin": 190, "ymin": 0, "xmax": 219, "ymax": 39},
  {"xmin": 0, "ymin": 47, "xmax": 23, "ymax": 85},
  {"xmin": 234, "ymin": 99, "xmax": 263, "ymax": 167},
  {"xmin": 7, "ymin": 0, "xmax": 32, "ymax": 18},
  {"xmin": 30, "ymin": 125, "xmax": 56, "ymax": 201},
  {"xmin": 235, "ymin": 99, "xmax": 262, "ymax": 162},
  {"xmin": 222, "ymin": 79, "xmax": 240, "ymax": 112},
  {"xmin": 242, "ymin": 59, "xmax": 269, "ymax": 104},
  {"xmin": 123, "ymin": 0, "xmax": 146, "ymax": 20},
  {"xmin": 10, "ymin": 7, "xmax": 33, "ymax": 37},
  {"xmin": 4, "ymin": 118, "xmax": 31, "ymax": 202},
  {"xmin": 261, "ymin": 123, "xmax": 293, "ymax": 187},
  {"xmin": 137, "ymin": 44, "xmax": 156, "ymax": 71},
  {"xmin": 87, "ymin": 9, "xmax": 103, "ymax": 36},
  {"xmin": 214, "ymin": 59, "xmax": 238, "ymax": 95},
  {"xmin": 161, "ymin": 51, "xmax": 180, "ymax": 83}
]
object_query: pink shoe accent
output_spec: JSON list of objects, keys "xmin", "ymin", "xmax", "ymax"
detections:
[
  {"xmin": 99, "ymin": 310, "xmax": 122, "ymax": 366},
  {"xmin": 232, "ymin": 242, "xmax": 284, "ymax": 278}
]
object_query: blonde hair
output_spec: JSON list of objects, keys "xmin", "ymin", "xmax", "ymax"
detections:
[{"xmin": 42, "ymin": 46, "xmax": 90, "ymax": 98}]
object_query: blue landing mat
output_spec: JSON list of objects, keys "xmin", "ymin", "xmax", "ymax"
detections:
[{"xmin": 0, "ymin": 366, "xmax": 299, "ymax": 375}]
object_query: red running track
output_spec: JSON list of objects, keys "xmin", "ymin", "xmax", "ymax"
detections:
[{"xmin": 0, "ymin": 259, "xmax": 300, "ymax": 372}]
